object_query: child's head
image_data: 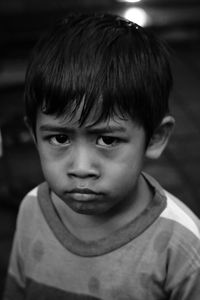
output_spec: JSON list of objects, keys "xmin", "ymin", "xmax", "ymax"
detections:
[
  {"xmin": 24, "ymin": 13, "xmax": 174, "ymax": 216},
  {"xmin": 25, "ymin": 13, "xmax": 173, "ymax": 145}
]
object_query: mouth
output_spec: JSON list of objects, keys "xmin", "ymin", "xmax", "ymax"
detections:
[
  {"xmin": 66, "ymin": 188, "xmax": 103, "ymax": 201},
  {"xmin": 68, "ymin": 188, "xmax": 101, "ymax": 195}
]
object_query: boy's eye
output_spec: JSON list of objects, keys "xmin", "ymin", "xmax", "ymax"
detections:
[
  {"xmin": 49, "ymin": 134, "xmax": 70, "ymax": 146},
  {"xmin": 97, "ymin": 136, "xmax": 120, "ymax": 147}
]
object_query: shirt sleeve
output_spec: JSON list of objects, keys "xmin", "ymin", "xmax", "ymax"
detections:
[
  {"xmin": 165, "ymin": 226, "xmax": 200, "ymax": 300},
  {"xmin": 3, "ymin": 188, "xmax": 40, "ymax": 300},
  {"xmin": 170, "ymin": 269, "xmax": 200, "ymax": 300},
  {"xmin": 3, "ymin": 229, "xmax": 26, "ymax": 300}
]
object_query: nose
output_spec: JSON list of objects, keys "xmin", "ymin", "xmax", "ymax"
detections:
[{"xmin": 67, "ymin": 144, "xmax": 100, "ymax": 179}]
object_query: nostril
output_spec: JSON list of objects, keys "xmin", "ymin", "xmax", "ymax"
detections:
[{"xmin": 68, "ymin": 169, "xmax": 99, "ymax": 179}]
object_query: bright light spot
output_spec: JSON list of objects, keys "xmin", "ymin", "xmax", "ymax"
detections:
[{"xmin": 124, "ymin": 8, "xmax": 150, "ymax": 27}]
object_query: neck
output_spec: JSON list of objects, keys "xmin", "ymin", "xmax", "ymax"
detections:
[{"xmin": 51, "ymin": 175, "xmax": 152, "ymax": 241}]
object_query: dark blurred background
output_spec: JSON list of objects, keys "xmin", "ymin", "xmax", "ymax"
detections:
[{"xmin": 0, "ymin": 0, "xmax": 200, "ymax": 298}]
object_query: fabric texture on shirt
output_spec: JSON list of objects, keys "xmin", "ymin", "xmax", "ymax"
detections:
[{"xmin": 3, "ymin": 174, "xmax": 200, "ymax": 300}]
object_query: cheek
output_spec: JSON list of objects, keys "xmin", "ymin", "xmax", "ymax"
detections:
[
  {"xmin": 40, "ymin": 161, "xmax": 67, "ymax": 197},
  {"xmin": 40, "ymin": 160, "xmax": 58, "ymax": 185},
  {"xmin": 105, "ymin": 149, "xmax": 144, "ymax": 186},
  {"xmin": 38, "ymin": 148, "xmax": 63, "ymax": 183}
]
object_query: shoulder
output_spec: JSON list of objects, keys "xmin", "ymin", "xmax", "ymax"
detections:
[
  {"xmin": 16, "ymin": 183, "xmax": 45, "ymax": 230},
  {"xmin": 144, "ymin": 173, "xmax": 200, "ymax": 263},
  {"xmin": 18, "ymin": 185, "xmax": 39, "ymax": 214},
  {"xmin": 158, "ymin": 190, "xmax": 200, "ymax": 291},
  {"xmin": 144, "ymin": 174, "xmax": 200, "ymax": 287},
  {"xmin": 146, "ymin": 173, "xmax": 200, "ymax": 269},
  {"xmin": 144, "ymin": 172, "xmax": 200, "ymax": 239},
  {"xmin": 161, "ymin": 190, "xmax": 200, "ymax": 239}
]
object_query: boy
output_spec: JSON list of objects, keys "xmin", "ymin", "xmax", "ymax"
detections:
[{"xmin": 4, "ymin": 13, "xmax": 200, "ymax": 300}]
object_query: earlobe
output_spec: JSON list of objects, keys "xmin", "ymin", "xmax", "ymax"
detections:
[{"xmin": 145, "ymin": 116, "xmax": 175, "ymax": 159}]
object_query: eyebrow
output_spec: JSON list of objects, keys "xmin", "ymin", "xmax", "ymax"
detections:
[
  {"xmin": 87, "ymin": 124, "xmax": 127, "ymax": 134},
  {"xmin": 39, "ymin": 125, "xmax": 75, "ymax": 133},
  {"xmin": 39, "ymin": 124, "xmax": 127, "ymax": 134}
]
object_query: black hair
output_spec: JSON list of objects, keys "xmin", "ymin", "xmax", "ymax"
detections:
[{"xmin": 25, "ymin": 13, "xmax": 173, "ymax": 143}]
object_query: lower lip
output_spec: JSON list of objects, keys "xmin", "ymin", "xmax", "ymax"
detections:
[{"xmin": 68, "ymin": 193, "xmax": 100, "ymax": 201}]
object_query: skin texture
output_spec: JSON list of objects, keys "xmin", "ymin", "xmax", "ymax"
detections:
[{"xmin": 34, "ymin": 109, "xmax": 174, "ymax": 239}]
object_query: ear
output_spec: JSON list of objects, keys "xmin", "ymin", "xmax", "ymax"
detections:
[
  {"xmin": 24, "ymin": 116, "xmax": 37, "ymax": 144},
  {"xmin": 145, "ymin": 116, "xmax": 175, "ymax": 159}
]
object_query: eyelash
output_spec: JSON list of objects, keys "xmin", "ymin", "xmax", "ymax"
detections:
[
  {"xmin": 48, "ymin": 134, "xmax": 70, "ymax": 146},
  {"xmin": 45, "ymin": 134, "xmax": 121, "ymax": 148},
  {"xmin": 97, "ymin": 136, "xmax": 121, "ymax": 147}
]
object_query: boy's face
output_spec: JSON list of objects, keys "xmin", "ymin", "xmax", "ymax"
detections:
[{"xmin": 35, "ymin": 110, "xmax": 147, "ymax": 216}]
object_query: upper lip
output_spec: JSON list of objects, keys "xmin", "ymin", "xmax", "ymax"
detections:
[{"xmin": 68, "ymin": 188, "xmax": 101, "ymax": 195}]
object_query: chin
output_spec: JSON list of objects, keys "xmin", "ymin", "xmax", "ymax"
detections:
[{"xmin": 67, "ymin": 202, "xmax": 112, "ymax": 216}]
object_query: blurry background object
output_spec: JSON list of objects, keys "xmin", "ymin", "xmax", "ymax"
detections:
[
  {"xmin": 123, "ymin": 7, "xmax": 150, "ymax": 26},
  {"xmin": 0, "ymin": 0, "xmax": 200, "ymax": 298}
]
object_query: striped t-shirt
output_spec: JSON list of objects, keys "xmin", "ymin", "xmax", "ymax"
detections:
[{"xmin": 3, "ymin": 174, "xmax": 200, "ymax": 300}]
